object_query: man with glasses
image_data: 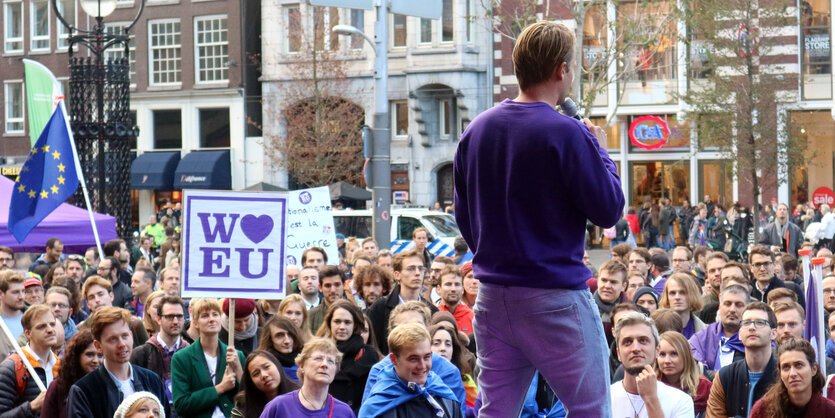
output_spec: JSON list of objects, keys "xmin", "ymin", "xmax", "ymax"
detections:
[
  {"xmin": 368, "ymin": 249, "xmax": 439, "ymax": 354},
  {"xmin": 671, "ymin": 246, "xmax": 692, "ymax": 274},
  {"xmin": 822, "ymin": 275, "xmax": 835, "ymax": 323},
  {"xmin": 131, "ymin": 295, "xmax": 189, "ymax": 418},
  {"xmin": 748, "ymin": 246, "xmax": 804, "ymax": 306},
  {"xmin": 0, "ymin": 247, "xmax": 15, "ymax": 271},
  {"xmin": 97, "ymin": 256, "xmax": 133, "ymax": 310},
  {"xmin": 427, "ymin": 256, "xmax": 455, "ymax": 305},
  {"xmin": 45, "ymin": 286, "xmax": 77, "ymax": 341},
  {"xmin": 707, "ymin": 302, "xmax": 778, "ymax": 417}
]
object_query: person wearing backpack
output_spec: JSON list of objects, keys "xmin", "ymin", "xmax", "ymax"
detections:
[{"xmin": 0, "ymin": 304, "xmax": 61, "ymax": 417}]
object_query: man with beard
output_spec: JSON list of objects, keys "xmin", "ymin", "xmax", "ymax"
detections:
[
  {"xmin": 351, "ymin": 265, "xmax": 392, "ymax": 309},
  {"xmin": 298, "ymin": 266, "xmax": 321, "ymax": 311},
  {"xmin": 707, "ymin": 302, "xmax": 778, "ymax": 417},
  {"xmin": 758, "ymin": 203, "xmax": 803, "ymax": 257},
  {"xmin": 689, "ymin": 285, "xmax": 748, "ymax": 377},
  {"xmin": 610, "ymin": 311, "xmax": 694, "ymax": 416},
  {"xmin": 64, "ymin": 255, "xmax": 87, "ymax": 286},
  {"xmin": 595, "ymin": 260, "xmax": 627, "ymax": 345},
  {"xmin": 771, "ymin": 301, "xmax": 835, "ymax": 374},
  {"xmin": 103, "ymin": 239, "xmax": 133, "ymax": 282},
  {"xmin": 97, "ymin": 257, "xmax": 133, "ymax": 310},
  {"xmin": 131, "ymin": 295, "xmax": 189, "ymax": 416},
  {"xmin": 436, "ymin": 265, "xmax": 474, "ymax": 335},
  {"xmin": 46, "ymin": 286, "xmax": 78, "ymax": 342},
  {"xmin": 0, "ymin": 271, "xmax": 25, "ymax": 357},
  {"xmin": 308, "ymin": 266, "xmax": 346, "ymax": 333}
]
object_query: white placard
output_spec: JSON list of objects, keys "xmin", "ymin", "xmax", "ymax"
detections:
[
  {"xmin": 284, "ymin": 187, "xmax": 339, "ymax": 267},
  {"xmin": 181, "ymin": 190, "xmax": 287, "ymax": 299}
]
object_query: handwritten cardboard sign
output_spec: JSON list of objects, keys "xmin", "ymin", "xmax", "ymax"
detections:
[
  {"xmin": 181, "ymin": 190, "xmax": 287, "ymax": 299},
  {"xmin": 284, "ymin": 187, "xmax": 338, "ymax": 267}
]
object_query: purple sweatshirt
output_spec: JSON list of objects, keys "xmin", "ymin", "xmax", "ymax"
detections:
[{"xmin": 454, "ymin": 99, "xmax": 624, "ymax": 289}]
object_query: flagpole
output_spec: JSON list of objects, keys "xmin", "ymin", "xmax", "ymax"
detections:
[
  {"xmin": 811, "ymin": 257, "xmax": 827, "ymax": 380},
  {"xmin": 799, "ymin": 248, "xmax": 811, "ymax": 292},
  {"xmin": 59, "ymin": 100, "xmax": 104, "ymax": 260}
]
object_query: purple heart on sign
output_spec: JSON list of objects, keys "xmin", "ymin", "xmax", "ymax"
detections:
[{"xmin": 240, "ymin": 214, "xmax": 273, "ymax": 244}]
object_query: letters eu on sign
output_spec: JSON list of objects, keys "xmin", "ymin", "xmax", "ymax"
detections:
[
  {"xmin": 629, "ymin": 115, "xmax": 671, "ymax": 150},
  {"xmin": 181, "ymin": 190, "xmax": 288, "ymax": 299}
]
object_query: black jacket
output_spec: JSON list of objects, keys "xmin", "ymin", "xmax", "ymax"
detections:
[
  {"xmin": 0, "ymin": 355, "xmax": 48, "ymax": 418},
  {"xmin": 67, "ymin": 364, "xmax": 169, "ymax": 418},
  {"xmin": 717, "ymin": 355, "xmax": 776, "ymax": 418},
  {"xmin": 377, "ymin": 395, "xmax": 462, "ymax": 418},
  {"xmin": 614, "ymin": 219, "xmax": 630, "ymax": 242},
  {"xmin": 330, "ymin": 343, "xmax": 381, "ymax": 413},
  {"xmin": 750, "ymin": 275, "xmax": 806, "ymax": 309},
  {"xmin": 367, "ymin": 284, "xmax": 438, "ymax": 354}
]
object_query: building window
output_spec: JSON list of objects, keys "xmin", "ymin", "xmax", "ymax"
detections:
[
  {"xmin": 801, "ymin": 0, "xmax": 831, "ymax": 99},
  {"xmin": 617, "ymin": 0, "xmax": 677, "ymax": 105},
  {"xmin": 313, "ymin": 6, "xmax": 339, "ymax": 51},
  {"xmin": 149, "ymin": 19, "xmax": 182, "ymax": 85},
  {"xmin": 582, "ymin": 4, "xmax": 608, "ymax": 107},
  {"xmin": 420, "ymin": 18, "xmax": 432, "ymax": 44},
  {"xmin": 4, "ymin": 81, "xmax": 24, "ymax": 133},
  {"xmin": 285, "ymin": 4, "xmax": 301, "ymax": 53},
  {"xmin": 195, "ymin": 16, "xmax": 228, "ymax": 83},
  {"xmin": 392, "ymin": 100, "xmax": 408, "ymax": 137},
  {"xmin": 439, "ymin": 99, "xmax": 452, "ymax": 138},
  {"xmin": 4, "ymin": 1, "xmax": 23, "ymax": 53},
  {"xmin": 56, "ymin": 0, "xmax": 76, "ymax": 50},
  {"xmin": 31, "ymin": 0, "xmax": 50, "ymax": 51},
  {"xmin": 350, "ymin": 9, "xmax": 364, "ymax": 50},
  {"xmin": 465, "ymin": 0, "xmax": 473, "ymax": 43},
  {"xmin": 153, "ymin": 109, "xmax": 182, "ymax": 148},
  {"xmin": 199, "ymin": 108, "xmax": 230, "ymax": 147},
  {"xmin": 104, "ymin": 23, "xmax": 136, "ymax": 85},
  {"xmin": 441, "ymin": 0, "xmax": 453, "ymax": 43},
  {"xmin": 393, "ymin": 14, "xmax": 407, "ymax": 47}
]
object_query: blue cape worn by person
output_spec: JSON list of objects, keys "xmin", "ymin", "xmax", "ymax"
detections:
[{"xmin": 359, "ymin": 362, "xmax": 457, "ymax": 418}]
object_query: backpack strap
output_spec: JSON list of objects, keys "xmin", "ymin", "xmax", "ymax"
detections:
[{"xmin": 9, "ymin": 354, "xmax": 30, "ymax": 399}]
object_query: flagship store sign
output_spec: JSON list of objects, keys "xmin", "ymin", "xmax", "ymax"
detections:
[{"xmin": 629, "ymin": 115, "xmax": 671, "ymax": 150}]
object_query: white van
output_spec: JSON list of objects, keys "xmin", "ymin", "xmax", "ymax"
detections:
[{"xmin": 332, "ymin": 208, "xmax": 461, "ymax": 249}]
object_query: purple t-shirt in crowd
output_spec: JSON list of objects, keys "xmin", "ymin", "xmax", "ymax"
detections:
[
  {"xmin": 259, "ymin": 390, "xmax": 356, "ymax": 418},
  {"xmin": 454, "ymin": 99, "xmax": 624, "ymax": 289}
]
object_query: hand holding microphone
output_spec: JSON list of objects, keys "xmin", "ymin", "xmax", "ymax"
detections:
[{"xmin": 560, "ymin": 97, "xmax": 607, "ymax": 147}]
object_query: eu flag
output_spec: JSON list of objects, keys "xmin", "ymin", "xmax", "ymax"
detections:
[{"xmin": 8, "ymin": 101, "xmax": 79, "ymax": 242}]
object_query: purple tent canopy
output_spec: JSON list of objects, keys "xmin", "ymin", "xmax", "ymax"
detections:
[{"xmin": 0, "ymin": 176, "xmax": 117, "ymax": 253}]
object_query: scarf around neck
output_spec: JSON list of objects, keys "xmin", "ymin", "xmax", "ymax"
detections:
[
  {"xmin": 270, "ymin": 348, "xmax": 300, "ymax": 368},
  {"xmin": 220, "ymin": 312, "xmax": 258, "ymax": 340},
  {"xmin": 336, "ymin": 334, "xmax": 364, "ymax": 360},
  {"xmin": 358, "ymin": 363, "xmax": 457, "ymax": 417}
]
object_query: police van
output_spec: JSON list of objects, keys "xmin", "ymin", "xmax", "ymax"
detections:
[{"xmin": 332, "ymin": 208, "xmax": 461, "ymax": 255}]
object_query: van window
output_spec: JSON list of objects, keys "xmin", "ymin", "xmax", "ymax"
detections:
[
  {"xmin": 423, "ymin": 214, "xmax": 459, "ymax": 237},
  {"xmin": 334, "ymin": 215, "xmax": 373, "ymax": 239},
  {"xmin": 398, "ymin": 216, "xmax": 423, "ymax": 240}
]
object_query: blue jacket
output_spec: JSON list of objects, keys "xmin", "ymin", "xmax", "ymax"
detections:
[{"xmin": 359, "ymin": 362, "xmax": 458, "ymax": 418}]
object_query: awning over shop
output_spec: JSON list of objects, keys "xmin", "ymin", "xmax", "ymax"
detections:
[
  {"xmin": 130, "ymin": 151, "xmax": 180, "ymax": 190},
  {"xmin": 174, "ymin": 150, "xmax": 231, "ymax": 190}
]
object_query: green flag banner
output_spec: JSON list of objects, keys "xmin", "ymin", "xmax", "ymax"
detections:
[{"xmin": 23, "ymin": 59, "xmax": 64, "ymax": 147}]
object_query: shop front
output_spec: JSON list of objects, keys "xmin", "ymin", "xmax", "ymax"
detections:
[{"xmin": 789, "ymin": 110, "xmax": 835, "ymax": 208}]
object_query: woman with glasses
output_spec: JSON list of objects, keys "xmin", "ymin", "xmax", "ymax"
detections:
[
  {"xmin": 655, "ymin": 331, "xmax": 711, "ymax": 417},
  {"xmin": 315, "ymin": 300, "xmax": 381, "ymax": 413},
  {"xmin": 258, "ymin": 317, "xmax": 305, "ymax": 384},
  {"xmin": 42, "ymin": 329, "xmax": 102, "ymax": 418},
  {"xmin": 260, "ymin": 338, "xmax": 355, "ymax": 418},
  {"xmin": 750, "ymin": 338, "xmax": 835, "ymax": 417}
]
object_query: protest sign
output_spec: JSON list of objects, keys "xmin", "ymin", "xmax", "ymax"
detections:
[
  {"xmin": 181, "ymin": 190, "xmax": 287, "ymax": 299},
  {"xmin": 284, "ymin": 187, "xmax": 338, "ymax": 267}
]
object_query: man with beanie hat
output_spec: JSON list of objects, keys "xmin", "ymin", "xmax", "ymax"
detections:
[
  {"xmin": 633, "ymin": 287, "xmax": 659, "ymax": 314},
  {"xmin": 114, "ymin": 391, "xmax": 166, "ymax": 418},
  {"xmin": 218, "ymin": 298, "xmax": 259, "ymax": 356}
]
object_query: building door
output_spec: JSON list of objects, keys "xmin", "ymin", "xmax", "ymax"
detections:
[
  {"xmin": 699, "ymin": 160, "xmax": 733, "ymax": 207},
  {"xmin": 436, "ymin": 163, "xmax": 454, "ymax": 209},
  {"xmin": 630, "ymin": 161, "xmax": 690, "ymax": 207}
]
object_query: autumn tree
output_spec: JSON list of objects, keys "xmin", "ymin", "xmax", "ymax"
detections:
[
  {"xmin": 679, "ymin": 0, "xmax": 808, "ymax": 240},
  {"xmin": 260, "ymin": 5, "xmax": 366, "ymax": 188},
  {"xmin": 483, "ymin": 0, "xmax": 680, "ymax": 119}
]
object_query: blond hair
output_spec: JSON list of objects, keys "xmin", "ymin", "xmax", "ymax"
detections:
[
  {"xmin": 295, "ymin": 337, "xmax": 343, "ymax": 384},
  {"xmin": 279, "ymin": 294, "xmax": 314, "ymax": 340},
  {"xmin": 388, "ymin": 322, "xmax": 430, "ymax": 356},
  {"xmin": 82, "ymin": 276, "xmax": 112, "ymax": 299},
  {"xmin": 21, "ymin": 304, "xmax": 53, "ymax": 331},
  {"xmin": 659, "ymin": 273, "xmax": 704, "ymax": 313},
  {"xmin": 388, "ymin": 300, "xmax": 431, "ymax": 332},
  {"xmin": 0, "ymin": 270, "xmax": 24, "ymax": 292},
  {"xmin": 190, "ymin": 298, "xmax": 222, "ymax": 321},
  {"xmin": 142, "ymin": 290, "xmax": 166, "ymax": 334},
  {"xmin": 512, "ymin": 21, "xmax": 575, "ymax": 91}
]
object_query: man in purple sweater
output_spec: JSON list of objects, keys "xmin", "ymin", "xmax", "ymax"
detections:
[{"xmin": 453, "ymin": 21, "xmax": 624, "ymax": 417}]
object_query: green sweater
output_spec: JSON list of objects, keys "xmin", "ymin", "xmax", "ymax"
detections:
[{"xmin": 171, "ymin": 337, "xmax": 246, "ymax": 418}]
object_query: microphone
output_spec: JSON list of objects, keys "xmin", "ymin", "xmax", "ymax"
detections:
[{"xmin": 560, "ymin": 98, "xmax": 583, "ymax": 120}]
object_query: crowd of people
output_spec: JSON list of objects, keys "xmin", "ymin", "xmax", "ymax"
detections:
[{"xmin": 2, "ymin": 191, "xmax": 835, "ymax": 417}]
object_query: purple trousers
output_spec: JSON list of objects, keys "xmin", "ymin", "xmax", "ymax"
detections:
[{"xmin": 473, "ymin": 283, "xmax": 612, "ymax": 417}]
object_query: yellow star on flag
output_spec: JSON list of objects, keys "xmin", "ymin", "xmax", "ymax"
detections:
[
  {"xmin": 50, "ymin": 185, "xmax": 59, "ymax": 194},
  {"xmin": 17, "ymin": 184, "xmax": 25, "ymax": 193},
  {"xmin": 28, "ymin": 190, "xmax": 36, "ymax": 198},
  {"xmin": 57, "ymin": 175, "xmax": 66, "ymax": 185},
  {"xmin": 57, "ymin": 163, "xmax": 66, "ymax": 172},
  {"xmin": 52, "ymin": 150, "xmax": 61, "ymax": 160},
  {"xmin": 30, "ymin": 148, "xmax": 38, "ymax": 154},
  {"xmin": 40, "ymin": 190, "xmax": 49, "ymax": 199},
  {"xmin": 42, "ymin": 145, "xmax": 50, "ymax": 153}
]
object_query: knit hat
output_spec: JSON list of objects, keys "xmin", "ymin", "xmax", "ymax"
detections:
[
  {"xmin": 222, "ymin": 298, "xmax": 257, "ymax": 319},
  {"xmin": 632, "ymin": 286, "xmax": 659, "ymax": 305},
  {"xmin": 113, "ymin": 391, "xmax": 166, "ymax": 418},
  {"xmin": 460, "ymin": 261, "xmax": 473, "ymax": 277}
]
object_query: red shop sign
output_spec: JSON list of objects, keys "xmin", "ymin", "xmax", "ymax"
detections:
[
  {"xmin": 629, "ymin": 115, "xmax": 670, "ymax": 150},
  {"xmin": 812, "ymin": 187, "xmax": 835, "ymax": 208}
]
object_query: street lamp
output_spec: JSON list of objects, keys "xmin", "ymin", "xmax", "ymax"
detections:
[
  {"xmin": 332, "ymin": 11, "xmax": 392, "ymax": 250},
  {"xmin": 54, "ymin": 0, "xmax": 143, "ymax": 238}
]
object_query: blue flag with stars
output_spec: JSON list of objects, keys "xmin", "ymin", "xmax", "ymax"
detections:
[{"xmin": 8, "ymin": 101, "xmax": 79, "ymax": 243}]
